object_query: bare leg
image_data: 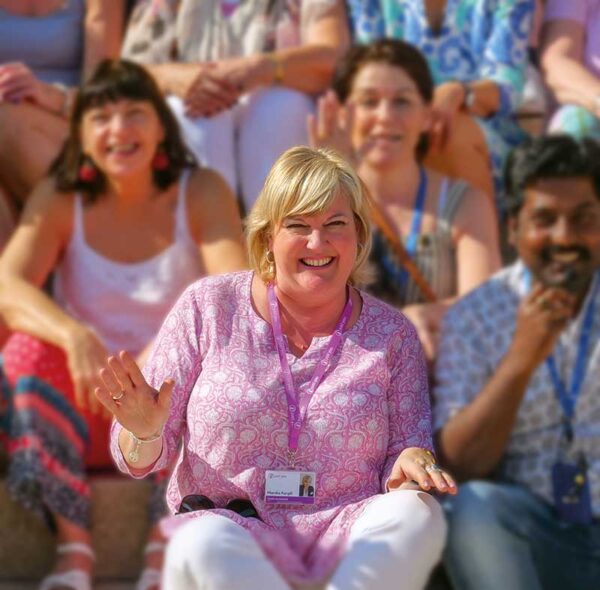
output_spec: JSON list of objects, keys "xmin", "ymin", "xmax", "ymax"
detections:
[
  {"xmin": 0, "ymin": 183, "xmax": 15, "ymax": 347},
  {"xmin": 0, "ymin": 102, "xmax": 67, "ymax": 204},
  {"xmin": 425, "ymin": 112, "xmax": 495, "ymax": 205},
  {"xmin": 0, "ymin": 182, "xmax": 15, "ymax": 250},
  {"xmin": 52, "ymin": 513, "xmax": 94, "ymax": 577},
  {"xmin": 139, "ymin": 523, "xmax": 166, "ymax": 590}
]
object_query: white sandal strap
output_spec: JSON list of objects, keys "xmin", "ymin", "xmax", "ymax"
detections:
[
  {"xmin": 136, "ymin": 568, "xmax": 162, "ymax": 590},
  {"xmin": 39, "ymin": 569, "xmax": 91, "ymax": 590},
  {"xmin": 56, "ymin": 542, "xmax": 96, "ymax": 561},
  {"xmin": 144, "ymin": 541, "xmax": 166, "ymax": 555}
]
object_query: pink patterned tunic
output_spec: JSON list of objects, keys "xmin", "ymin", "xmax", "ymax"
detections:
[{"xmin": 110, "ymin": 271, "xmax": 432, "ymax": 585}]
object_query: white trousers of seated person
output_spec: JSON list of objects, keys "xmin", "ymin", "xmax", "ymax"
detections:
[
  {"xmin": 167, "ymin": 87, "xmax": 313, "ymax": 213},
  {"xmin": 163, "ymin": 490, "xmax": 447, "ymax": 590}
]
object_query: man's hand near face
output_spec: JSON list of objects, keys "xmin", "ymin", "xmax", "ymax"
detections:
[{"xmin": 509, "ymin": 284, "xmax": 577, "ymax": 372}]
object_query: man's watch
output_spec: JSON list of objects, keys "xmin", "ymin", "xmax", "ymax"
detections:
[{"xmin": 462, "ymin": 82, "xmax": 475, "ymax": 110}]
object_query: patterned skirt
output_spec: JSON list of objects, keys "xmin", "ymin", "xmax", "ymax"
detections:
[
  {"xmin": 0, "ymin": 332, "xmax": 112, "ymax": 528},
  {"xmin": 0, "ymin": 332, "xmax": 170, "ymax": 528}
]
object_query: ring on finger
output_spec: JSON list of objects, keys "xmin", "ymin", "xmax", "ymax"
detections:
[
  {"xmin": 425, "ymin": 463, "xmax": 443, "ymax": 474},
  {"xmin": 112, "ymin": 391, "xmax": 125, "ymax": 401},
  {"xmin": 537, "ymin": 296, "xmax": 552, "ymax": 310}
]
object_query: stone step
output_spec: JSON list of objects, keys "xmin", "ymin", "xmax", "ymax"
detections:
[
  {"xmin": 0, "ymin": 472, "xmax": 152, "ymax": 583},
  {"xmin": 0, "ymin": 582, "xmax": 134, "ymax": 590}
]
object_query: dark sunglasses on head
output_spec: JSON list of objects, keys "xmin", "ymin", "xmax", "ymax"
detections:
[{"xmin": 177, "ymin": 494, "xmax": 261, "ymax": 520}]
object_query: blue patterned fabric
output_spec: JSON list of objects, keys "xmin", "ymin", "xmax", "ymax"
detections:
[
  {"xmin": 346, "ymin": 0, "xmax": 534, "ymax": 209},
  {"xmin": 549, "ymin": 104, "xmax": 600, "ymax": 141}
]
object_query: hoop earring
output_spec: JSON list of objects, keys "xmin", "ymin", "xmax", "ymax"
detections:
[
  {"xmin": 78, "ymin": 157, "xmax": 98, "ymax": 183},
  {"xmin": 265, "ymin": 250, "xmax": 275, "ymax": 278}
]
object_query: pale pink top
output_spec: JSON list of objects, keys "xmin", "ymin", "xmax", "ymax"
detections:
[
  {"xmin": 544, "ymin": 0, "xmax": 600, "ymax": 77},
  {"xmin": 110, "ymin": 271, "xmax": 432, "ymax": 584},
  {"xmin": 53, "ymin": 170, "xmax": 204, "ymax": 355}
]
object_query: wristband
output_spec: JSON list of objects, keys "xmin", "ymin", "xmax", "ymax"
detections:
[
  {"xmin": 127, "ymin": 427, "xmax": 163, "ymax": 464},
  {"xmin": 267, "ymin": 53, "xmax": 284, "ymax": 85}
]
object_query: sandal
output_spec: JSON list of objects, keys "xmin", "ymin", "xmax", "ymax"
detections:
[
  {"xmin": 39, "ymin": 542, "xmax": 95, "ymax": 590},
  {"xmin": 136, "ymin": 541, "xmax": 165, "ymax": 590}
]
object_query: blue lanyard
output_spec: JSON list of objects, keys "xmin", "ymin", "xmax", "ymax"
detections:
[
  {"xmin": 524, "ymin": 270, "xmax": 599, "ymax": 437},
  {"xmin": 390, "ymin": 167, "xmax": 427, "ymax": 287},
  {"xmin": 405, "ymin": 167, "xmax": 428, "ymax": 257}
]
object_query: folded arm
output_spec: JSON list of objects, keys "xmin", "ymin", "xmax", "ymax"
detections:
[{"xmin": 541, "ymin": 19, "xmax": 600, "ymax": 114}]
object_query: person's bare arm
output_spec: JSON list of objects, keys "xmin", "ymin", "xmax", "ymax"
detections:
[
  {"xmin": 209, "ymin": 0, "xmax": 350, "ymax": 97},
  {"xmin": 453, "ymin": 186, "xmax": 502, "ymax": 295},
  {"xmin": 0, "ymin": 180, "xmax": 108, "ymax": 410},
  {"xmin": 187, "ymin": 168, "xmax": 248, "ymax": 275},
  {"xmin": 83, "ymin": 0, "xmax": 125, "ymax": 76},
  {"xmin": 429, "ymin": 80, "xmax": 501, "ymax": 151},
  {"xmin": 0, "ymin": 179, "xmax": 76, "ymax": 341},
  {"xmin": 541, "ymin": 19, "xmax": 600, "ymax": 113},
  {"xmin": 436, "ymin": 286, "xmax": 576, "ymax": 480}
]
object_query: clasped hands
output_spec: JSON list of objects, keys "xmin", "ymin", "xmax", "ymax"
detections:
[{"xmin": 165, "ymin": 55, "xmax": 268, "ymax": 119}]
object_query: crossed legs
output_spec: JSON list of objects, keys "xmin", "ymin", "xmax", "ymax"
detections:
[{"xmin": 163, "ymin": 490, "xmax": 446, "ymax": 590}]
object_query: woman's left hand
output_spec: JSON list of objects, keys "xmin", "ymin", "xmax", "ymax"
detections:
[{"xmin": 387, "ymin": 447, "xmax": 457, "ymax": 494}]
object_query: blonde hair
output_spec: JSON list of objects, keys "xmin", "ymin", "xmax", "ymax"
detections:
[{"xmin": 246, "ymin": 146, "xmax": 372, "ymax": 285}]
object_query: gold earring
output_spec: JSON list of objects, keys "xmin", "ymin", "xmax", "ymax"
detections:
[{"xmin": 265, "ymin": 250, "xmax": 275, "ymax": 278}]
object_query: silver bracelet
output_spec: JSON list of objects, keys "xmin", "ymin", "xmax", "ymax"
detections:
[{"xmin": 127, "ymin": 428, "xmax": 163, "ymax": 464}]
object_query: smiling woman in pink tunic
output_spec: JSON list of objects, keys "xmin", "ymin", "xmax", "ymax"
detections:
[{"xmin": 99, "ymin": 146, "xmax": 456, "ymax": 590}]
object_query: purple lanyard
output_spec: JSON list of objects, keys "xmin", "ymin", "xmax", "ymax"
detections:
[{"xmin": 267, "ymin": 283, "xmax": 353, "ymax": 455}]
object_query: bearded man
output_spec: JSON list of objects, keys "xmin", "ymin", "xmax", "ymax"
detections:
[{"xmin": 433, "ymin": 135, "xmax": 600, "ymax": 590}]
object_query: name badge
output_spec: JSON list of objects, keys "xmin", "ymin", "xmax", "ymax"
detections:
[
  {"xmin": 265, "ymin": 470, "xmax": 316, "ymax": 505},
  {"xmin": 552, "ymin": 460, "xmax": 593, "ymax": 525}
]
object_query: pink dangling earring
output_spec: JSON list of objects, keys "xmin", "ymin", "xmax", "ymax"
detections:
[
  {"xmin": 152, "ymin": 145, "xmax": 169, "ymax": 171},
  {"xmin": 78, "ymin": 157, "xmax": 98, "ymax": 182}
]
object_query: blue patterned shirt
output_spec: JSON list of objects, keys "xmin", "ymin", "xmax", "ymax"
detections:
[{"xmin": 433, "ymin": 261, "xmax": 600, "ymax": 516}]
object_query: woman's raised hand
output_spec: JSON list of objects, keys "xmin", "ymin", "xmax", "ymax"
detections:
[
  {"xmin": 387, "ymin": 447, "xmax": 457, "ymax": 494},
  {"xmin": 95, "ymin": 351, "xmax": 174, "ymax": 439},
  {"xmin": 307, "ymin": 90, "xmax": 356, "ymax": 165}
]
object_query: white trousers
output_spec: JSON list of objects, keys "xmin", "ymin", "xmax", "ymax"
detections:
[
  {"xmin": 163, "ymin": 490, "xmax": 447, "ymax": 590},
  {"xmin": 168, "ymin": 87, "xmax": 313, "ymax": 213}
]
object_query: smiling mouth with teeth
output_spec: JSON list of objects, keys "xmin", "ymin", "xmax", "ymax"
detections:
[
  {"xmin": 301, "ymin": 257, "xmax": 333, "ymax": 267},
  {"xmin": 551, "ymin": 252, "xmax": 580, "ymax": 263},
  {"xmin": 108, "ymin": 143, "xmax": 138, "ymax": 154},
  {"xmin": 542, "ymin": 247, "xmax": 589, "ymax": 266}
]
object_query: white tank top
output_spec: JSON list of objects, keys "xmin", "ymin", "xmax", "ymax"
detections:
[{"xmin": 53, "ymin": 170, "xmax": 204, "ymax": 355}]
